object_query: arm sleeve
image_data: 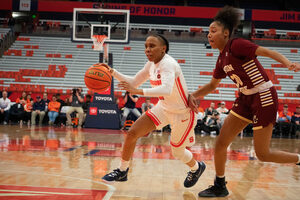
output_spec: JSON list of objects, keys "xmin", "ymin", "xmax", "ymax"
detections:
[
  {"xmin": 143, "ymin": 61, "xmax": 175, "ymax": 97},
  {"xmin": 231, "ymin": 38, "xmax": 258, "ymax": 59},
  {"xmin": 112, "ymin": 63, "xmax": 150, "ymax": 88}
]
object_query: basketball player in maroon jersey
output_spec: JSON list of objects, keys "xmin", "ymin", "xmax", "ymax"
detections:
[{"xmin": 188, "ymin": 6, "xmax": 300, "ymax": 197}]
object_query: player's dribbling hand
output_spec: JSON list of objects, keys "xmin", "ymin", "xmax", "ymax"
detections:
[
  {"xmin": 95, "ymin": 63, "xmax": 114, "ymax": 74},
  {"xmin": 288, "ymin": 63, "xmax": 300, "ymax": 72},
  {"xmin": 188, "ymin": 94, "xmax": 198, "ymax": 113}
]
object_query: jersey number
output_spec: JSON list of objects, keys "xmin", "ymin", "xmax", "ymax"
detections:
[{"xmin": 230, "ymin": 74, "xmax": 243, "ymax": 87}]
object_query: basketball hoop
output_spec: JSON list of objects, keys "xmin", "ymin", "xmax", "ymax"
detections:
[{"xmin": 92, "ymin": 35, "xmax": 108, "ymax": 51}]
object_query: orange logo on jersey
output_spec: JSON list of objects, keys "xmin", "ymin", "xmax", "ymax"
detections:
[
  {"xmin": 181, "ymin": 119, "xmax": 188, "ymax": 123},
  {"xmin": 150, "ymin": 80, "xmax": 162, "ymax": 86}
]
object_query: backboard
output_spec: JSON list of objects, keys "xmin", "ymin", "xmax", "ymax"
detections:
[{"xmin": 72, "ymin": 8, "xmax": 130, "ymax": 43}]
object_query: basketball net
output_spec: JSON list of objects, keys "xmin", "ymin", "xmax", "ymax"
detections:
[{"xmin": 92, "ymin": 35, "xmax": 108, "ymax": 51}]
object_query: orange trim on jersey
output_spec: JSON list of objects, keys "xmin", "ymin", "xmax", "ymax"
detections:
[
  {"xmin": 230, "ymin": 110, "xmax": 252, "ymax": 123},
  {"xmin": 150, "ymin": 80, "xmax": 162, "ymax": 86},
  {"xmin": 170, "ymin": 110, "xmax": 195, "ymax": 148},
  {"xmin": 253, "ymin": 126, "xmax": 263, "ymax": 130},
  {"xmin": 146, "ymin": 110, "xmax": 161, "ymax": 126},
  {"xmin": 175, "ymin": 77, "xmax": 188, "ymax": 107}
]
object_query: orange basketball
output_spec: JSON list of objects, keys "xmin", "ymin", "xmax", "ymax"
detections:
[{"xmin": 84, "ymin": 64, "xmax": 112, "ymax": 92}]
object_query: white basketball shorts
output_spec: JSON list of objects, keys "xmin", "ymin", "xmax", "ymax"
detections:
[{"xmin": 145, "ymin": 104, "xmax": 197, "ymax": 148}]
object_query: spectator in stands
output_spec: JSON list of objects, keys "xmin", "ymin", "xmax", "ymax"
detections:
[
  {"xmin": 41, "ymin": 92, "xmax": 50, "ymax": 124},
  {"xmin": 141, "ymin": 97, "xmax": 154, "ymax": 113},
  {"xmin": 195, "ymin": 100, "xmax": 205, "ymax": 134},
  {"xmin": 66, "ymin": 87, "xmax": 84, "ymax": 127},
  {"xmin": 204, "ymin": 102, "xmax": 217, "ymax": 123},
  {"xmin": 277, "ymin": 104, "xmax": 292, "ymax": 136},
  {"xmin": 217, "ymin": 101, "xmax": 229, "ymax": 126},
  {"xmin": 291, "ymin": 105, "xmax": 300, "ymax": 138},
  {"xmin": 31, "ymin": 96, "xmax": 45, "ymax": 126},
  {"xmin": 0, "ymin": 91, "xmax": 11, "ymax": 125},
  {"xmin": 22, "ymin": 94, "xmax": 33, "ymax": 125},
  {"xmin": 202, "ymin": 111, "xmax": 221, "ymax": 137},
  {"xmin": 48, "ymin": 95, "xmax": 61, "ymax": 126},
  {"xmin": 121, "ymin": 91, "xmax": 141, "ymax": 128},
  {"xmin": 188, "ymin": 6, "xmax": 300, "ymax": 197},
  {"xmin": 82, "ymin": 94, "xmax": 92, "ymax": 125},
  {"xmin": 56, "ymin": 93, "xmax": 65, "ymax": 111},
  {"xmin": 16, "ymin": 91, "xmax": 27, "ymax": 106},
  {"xmin": 42, "ymin": 92, "xmax": 50, "ymax": 111},
  {"xmin": 9, "ymin": 103, "xmax": 24, "ymax": 124},
  {"xmin": 217, "ymin": 101, "xmax": 229, "ymax": 114}
]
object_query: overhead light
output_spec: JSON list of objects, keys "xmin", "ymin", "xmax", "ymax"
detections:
[{"xmin": 12, "ymin": 12, "xmax": 21, "ymax": 18}]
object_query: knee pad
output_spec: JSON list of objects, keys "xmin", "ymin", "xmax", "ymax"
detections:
[{"xmin": 172, "ymin": 147, "xmax": 193, "ymax": 163}]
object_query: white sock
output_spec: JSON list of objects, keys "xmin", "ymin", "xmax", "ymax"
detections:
[
  {"xmin": 120, "ymin": 159, "xmax": 129, "ymax": 171},
  {"xmin": 190, "ymin": 161, "xmax": 199, "ymax": 171},
  {"xmin": 297, "ymin": 154, "xmax": 300, "ymax": 164},
  {"xmin": 217, "ymin": 175, "xmax": 225, "ymax": 178}
]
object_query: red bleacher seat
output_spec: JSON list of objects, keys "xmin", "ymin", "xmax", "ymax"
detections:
[
  {"xmin": 32, "ymin": 45, "xmax": 39, "ymax": 49},
  {"xmin": 287, "ymin": 32, "xmax": 300, "ymax": 38},
  {"xmin": 271, "ymin": 64, "xmax": 284, "ymax": 68},
  {"xmin": 290, "ymin": 49, "xmax": 298, "ymax": 53},
  {"xmin": 206, "ymin": 53, "xmax": 213, "ymax": 56},
  {"xmin": 77, "ymin": 45, "xmax": 84, "ymax": 48},
  {"xmin": 190, "ymin": 27, "xmax": 203, "ymax": 33},
  {"xmin": 46, "ymin": 54, "xmax": 53, "ymax": 57},
  {"xmin": 54, "ymin": 22, "xmax": 61, "ymax": 27},
  {"xmin": 65, "ymin": 54, "xmax": 72, "ymax": 58},
  {"xmin": 264, "ymin": 29, "xmax": 276, "ymax": 37},
  {"xmin": 54, "ymin": 54, "xmax": 61, "ymax": 58},
  {"xmin": 123, "ymin": 46, "xmax": 131, "ymax": 50},
  {"xmin": 200, "ymin": 71, "xmax": 213, "ymax": 75},
  {"xmin": 26, "ymin": 50, "xmax": 34, "ymax": 57},
  {"xmin": 177, "ymin": 59, "xmax": 185, "ymax": 63},
  {"xmin": 24, "ymin": 45, "xmax": 31, "ymax": 49}
]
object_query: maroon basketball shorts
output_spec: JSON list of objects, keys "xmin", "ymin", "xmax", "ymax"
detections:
[{"xmin": 231, "ymin": 87, "xmax": 278, "ymax": 130}]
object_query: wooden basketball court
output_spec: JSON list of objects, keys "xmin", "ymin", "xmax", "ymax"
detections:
[{"xmin": 0, "ymin": 124, "xmax": 299, "ymax": 200}]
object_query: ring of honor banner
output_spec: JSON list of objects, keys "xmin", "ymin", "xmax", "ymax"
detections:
[{"xmin": 84, "ymin": 53, "xmax": 121, "ymax": 129}]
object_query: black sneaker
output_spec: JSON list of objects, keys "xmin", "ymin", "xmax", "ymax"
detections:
[
  {"xmin": 198, "ymin": 183, "xmax": 229, "ymax": 197},
  {"xmin": 102, "ymin": 168, "xmax": 129, "ymax": 182},
  {"xmin": 184, "ymin": 161, "xmax": 206, "ymax": 188},
  {"xmin": 297, "ymin": 163, "xmax": 300, "ymax": 165}
]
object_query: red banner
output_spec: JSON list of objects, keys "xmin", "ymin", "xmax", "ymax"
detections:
[
  {"xmin": 0, "ymin": 0, "xmax": 12, "ymax": 10},
  {"xmin": 38, "ymin": 1, "xmax": 219, "ymax": 19},
  {"xmin": 252, "ymin": 9, "xmax": 300, "ymax": 23}
]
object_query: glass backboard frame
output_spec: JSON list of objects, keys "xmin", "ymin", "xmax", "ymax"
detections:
[{"xmin": 72, "ymin": 8, "xmax": 130, "ymax": 43}]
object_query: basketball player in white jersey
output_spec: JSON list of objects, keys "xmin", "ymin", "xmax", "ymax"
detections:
[{"xmin": 102, "ymin": 34, "xmax": 206, "ymax": 188}]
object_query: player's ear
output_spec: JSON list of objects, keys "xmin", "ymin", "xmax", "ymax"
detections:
[
  {"xmin": 224, "ymin": 29, "xmax": 229, "ymax": 38},
  {"xmin": 162, "ymin": 45, "xmax": 166, "ymax": 53}
]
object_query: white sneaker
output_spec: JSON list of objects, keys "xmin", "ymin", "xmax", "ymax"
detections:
[{"xmin": 210, "ymin": 131, "xmax": 217, "ymax": 138}]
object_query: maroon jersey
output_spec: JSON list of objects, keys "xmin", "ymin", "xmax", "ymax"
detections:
[{"xmin": 213, "ymin": 38, "xmax": 270, "ymax": 90}]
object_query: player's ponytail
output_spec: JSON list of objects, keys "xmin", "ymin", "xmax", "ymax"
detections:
[{"xmin": 214, "ymin": 6, "xmax": 240, "ymax": 37}]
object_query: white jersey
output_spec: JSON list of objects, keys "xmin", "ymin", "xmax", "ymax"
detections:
[{"xmin": 112, "ymin": 54, "xmax": 189, "ymax": 113}]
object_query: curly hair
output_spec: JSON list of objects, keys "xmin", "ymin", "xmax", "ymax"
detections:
[{"xmin": 214, "ymin": 6, "xmax": 240, "ymax": 37}]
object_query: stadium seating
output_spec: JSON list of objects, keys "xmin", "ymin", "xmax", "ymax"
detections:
[{"xmin": 0, "ymin": 35, "xmax": 299, "ymax": 103}]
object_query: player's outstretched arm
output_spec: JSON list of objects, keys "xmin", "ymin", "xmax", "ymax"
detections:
[
  {"xmin": 255, "ymin": 47, "xmax": 300, "ymax": 72},
  {"xmin": 188, "ymin": 78, "xmax": 221, "ymax": 113},
  {"xmin": 96, "ymin": 63, "xmax": 150, "ymax": 88}
]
